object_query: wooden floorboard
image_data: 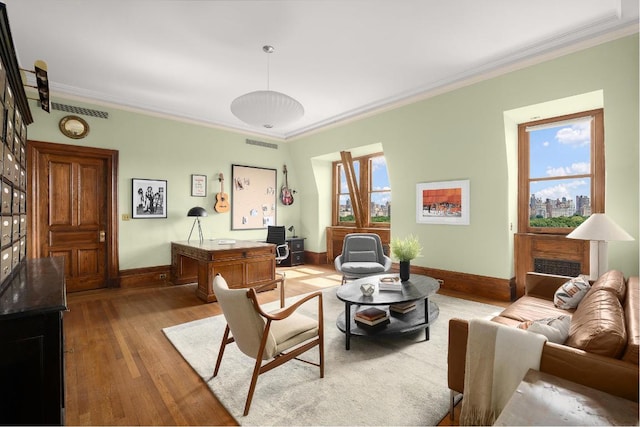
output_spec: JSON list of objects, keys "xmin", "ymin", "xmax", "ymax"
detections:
[{"xmin": 64, "ymin": 264, "xmax": 506, "ymax": 425}]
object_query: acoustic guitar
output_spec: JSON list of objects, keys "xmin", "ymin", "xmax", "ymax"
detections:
[
  {"xmin": 280, "ymin": 165, "xmax": 294, "ymax": 205},
  {"xmin": 214, "ymin": 173, "xmax": 230, "ymax": 213}
]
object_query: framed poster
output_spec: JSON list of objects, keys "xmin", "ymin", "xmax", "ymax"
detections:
[
  {"xmin": 231, "ymin": 164, "xmax": 277, "ymax": 230},
  {"xmin": 132, "ymin": 178, "xmax": 167, "ymax": 218},
  {"xmin": 191, "ymin": 174, "xmax": 207, "ymax": 197},
  {"xmin": 416, "ymin": 179, "xmax": 470, "ymax": 225}
]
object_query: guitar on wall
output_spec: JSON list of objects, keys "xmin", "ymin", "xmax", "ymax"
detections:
[
  {"xmin": 280, "ymin": 165, "xmax": 294, "ymax": 205},
  {"xmin": 214, "ymin": 173, "xmax": 230, "ymax": 213}
]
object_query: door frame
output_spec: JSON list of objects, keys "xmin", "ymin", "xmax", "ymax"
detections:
[{"xmin": 27, "ymin": 140, "xmax": 120, "ymax": 287}]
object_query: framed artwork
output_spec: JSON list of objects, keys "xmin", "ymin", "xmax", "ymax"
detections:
[
  {"xmin": 231, "ymin": 164, "xmax": 277, "ymax": 230},
  {"xmin": 132, "ymin": 178, "xmax": 167, "ymax": 218},
  {"xmin": 416, "ymin": 179, "xmax": 470, "ymax": 225},
  {"xmin": 191, "ymin": 174, "xmax": 207, "ymax": 197}
]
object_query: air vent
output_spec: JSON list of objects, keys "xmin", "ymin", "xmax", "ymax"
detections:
[
  {"xmin": 51, "ymin": 102, "xmax": 109, "ymax": 119},
  {"xmin": 533, "ymin": 258, "xmax": 581, "ymax": 277},
  {"xmin": 246, "ymin": 138, "xmax": 278, "ymax": 149}
]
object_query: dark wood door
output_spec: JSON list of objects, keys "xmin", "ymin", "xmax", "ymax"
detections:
[{"xmin": 28, "ymin": 140, "xmax": 119, "ymax": 292}]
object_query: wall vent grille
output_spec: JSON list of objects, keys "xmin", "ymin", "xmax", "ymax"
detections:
[
  {"xmin": 51, "ymin": 102, "xmax": 109, "ymax": 119},
  {"xmin": 533, "ymin": 258, "xmax": 581, "ymax": 277},
  {"xmin": 246, "ymin": 139, "xmax": 278, "ymax": 149}
]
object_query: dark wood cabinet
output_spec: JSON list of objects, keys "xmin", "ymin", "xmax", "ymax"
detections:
[
  {"xmin": 0, "ymin": 3, "xmax": 32, "ymax": 289},
  {"xmin": 0, "ymin": 257, "xmax": 67, "ymax": 425},
  {"xmin": 281, "ymin": 237, "xmax": 305, "ymax": 266}
]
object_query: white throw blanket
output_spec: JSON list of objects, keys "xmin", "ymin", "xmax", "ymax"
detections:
[{"xmin": 460, "ymin": 319, "xmax": 547, "ymax": 425}]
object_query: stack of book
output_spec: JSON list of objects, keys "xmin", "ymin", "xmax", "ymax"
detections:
[
  {"xmin": 378, "ymin": 276, "xmax": 402, "ymax": 291},
  {"xmin": 354, "ymin": 307, "xmax": 390, "ymax": 329},
  {"xmin": 390, "ymin": 301, "xmax": 417, "ymax": 314}
]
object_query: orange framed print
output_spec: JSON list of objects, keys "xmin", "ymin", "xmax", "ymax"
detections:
[{"xmin": 416, "ymin": 179, "xmax": 469, "ymax": 225}]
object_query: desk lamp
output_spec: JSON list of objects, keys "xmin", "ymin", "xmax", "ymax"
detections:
[
  {"xmin": 187, "ymin": 207, "xmax": 208, "ymax": 243},
  {"xmin": 288, "ymin": 225, "xmax": 297, "ymax": 238},
  {"xmin": 567, "ymin": 213, "xmax": 634, "ymax": 279}
]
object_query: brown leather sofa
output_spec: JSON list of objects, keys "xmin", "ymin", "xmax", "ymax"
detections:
[{"xmin": 448, "ymin": 270, "xmax": 639, "ymax": 417}]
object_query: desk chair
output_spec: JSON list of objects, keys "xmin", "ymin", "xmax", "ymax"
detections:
[{"xmin": 266, "ymin": 225, "xmax": 290, "ymax": 264}]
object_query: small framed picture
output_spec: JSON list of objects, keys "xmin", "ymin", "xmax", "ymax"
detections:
[
  {"xmin": 132, "ymin": 178, "xmax": 167, "ymax": 218},
  {"xmin": 191, "ymin": 174, "xmax": 207, "ymax": 197},
  {"xmin": 416, "ymin": 179, "xmax": 470, "ymax": 225}
]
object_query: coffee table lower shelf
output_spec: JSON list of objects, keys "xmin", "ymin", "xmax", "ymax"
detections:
[{"xmin": 336, "ymin": 299, "xmax": 439, "ymax": 348}]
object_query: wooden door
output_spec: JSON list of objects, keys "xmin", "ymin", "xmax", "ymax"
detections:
[{"xmin": 28, "ymin": 140, "xmax": 119, "ymax": 292}]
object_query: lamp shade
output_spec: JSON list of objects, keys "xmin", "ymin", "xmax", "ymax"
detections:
[
  {"xmin": 187, "ymin": 206, "xmax": 208, "ymax": 217},
  {"xmin": 566, "ymin": 213, "xmax": 634, "ymax": 241},
  {"xmin": 231, "ymin": 90, "xmax": 304, "ymax": 129}
]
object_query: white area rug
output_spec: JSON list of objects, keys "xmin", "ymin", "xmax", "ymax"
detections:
[{"xmin": 162, "ymin": 288, "xmax": 502, "ymax": 426}]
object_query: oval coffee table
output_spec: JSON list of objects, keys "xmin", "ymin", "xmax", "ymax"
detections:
[{"xmin": 336, "ymin": 274, "xmax": 440, "ymax": 350}]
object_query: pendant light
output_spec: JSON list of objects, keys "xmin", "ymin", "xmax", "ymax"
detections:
[{"xmin": 231, "ymin": 45, "xmax": 304, "ymax": 129}]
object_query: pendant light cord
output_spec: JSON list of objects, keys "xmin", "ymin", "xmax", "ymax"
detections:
[{"xmin": 263, "ymin": 45, "xmax": 274, "ymax": 91}]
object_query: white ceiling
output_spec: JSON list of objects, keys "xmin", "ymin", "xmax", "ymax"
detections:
[{"xmin": 4, "ymin": 0, "xmax": 639, "ymax": 140}]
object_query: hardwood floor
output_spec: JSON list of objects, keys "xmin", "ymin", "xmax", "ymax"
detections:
[{"xmin": 63, "ymin": 264, "xmax": 505, "ymax": 425}]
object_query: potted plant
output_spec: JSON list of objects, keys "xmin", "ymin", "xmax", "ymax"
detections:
[{"xmin": 390, "ymin": 234, "xmax": 423, "ymax": 281}]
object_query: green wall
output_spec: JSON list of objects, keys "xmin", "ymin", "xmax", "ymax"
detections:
[
  {"xmin": 288, "ymin": 34, "xmax": 639, "ymax": 279},
  {"xmin": 27, "ymin": 106, "xmax": 301, "ymax": 270},
  {"xmin": 26, "ymin": 34, "xmax": 639, "ymax": 279}
]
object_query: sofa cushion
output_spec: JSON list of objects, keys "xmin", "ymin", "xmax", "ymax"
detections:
[
  {"xmin": 565, "ymin": 289, "xmax": 627, "ymax": 358},
  {"xmin": 553, "ymin": 275, "xmax": 590, "ymax": 309},
  {"xmin": 499, "ymin": 295, "xmax": 574, "ymax": 323},
  {"xmin": 586, "ymin": 270, "xmax": 626, "ymax": 302},
  {"xmin": 519, "ymin": 315, "xmax": 571, "ymax": 344},
  {"xmin": 622, "ymin": 277, "xmax": 639, "ymax": 364}
]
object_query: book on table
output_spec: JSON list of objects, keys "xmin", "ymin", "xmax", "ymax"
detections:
[
  {"xmin": 355, "ymin": 307, "xmax": 387, "ymax": 321},
  {"xmin": 390, "ymin": 301, "xmax": 417, "ymax": 314},
  {"xmin": 354, "ymin": 307, "xmax": 390, "ymax": 328},
  {"xmin": 355, "ymin": 317, "xmax": 391, "ymax": 329},
  {"xmin": 378, "ymin": 276, "xmax": 402, "ymax": 291}
]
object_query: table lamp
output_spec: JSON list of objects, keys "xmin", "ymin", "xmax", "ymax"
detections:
[
  {"xmin": 288, "ymin": 225, "xmax": 297, "ymax": 238},
  {"xmin": 566, "ymin": 213, "xmax": 634, "ymax": 279},
  {"xmin": 187, "ymin": 206, "xmax": 208, "ymax": 243}
]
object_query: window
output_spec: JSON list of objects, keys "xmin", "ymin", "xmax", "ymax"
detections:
[
  {"xmin": 518, "ymin": 109, "xmax": 604, "ymax": 234},
  {"xmin": 337, "ymin": 160, "xmax": 360, "ymax": 222},
  {"xmin": 333, "ymin": 153, "xmax": 391, "ymax": 227},
  {"xmin": 368, "ymin": 156, "xmax": 391, "ymax": 223}
]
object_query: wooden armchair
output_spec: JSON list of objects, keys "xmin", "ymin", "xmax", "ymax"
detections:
[{"xmin": 212, "ymin": 274, "xmax": 324, "ymax": 415}]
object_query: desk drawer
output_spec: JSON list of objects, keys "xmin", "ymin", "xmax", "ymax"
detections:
[{"xmin": 291, "ymin": 252, "xmax": 304, "ymax": 265}]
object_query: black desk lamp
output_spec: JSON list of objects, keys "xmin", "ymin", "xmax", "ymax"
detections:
[
  {"xmin": 288, "ymin": 225, "xmax": 297, "ymax": 238},
  {"xmin": 187, "ymin": 207, "xmax": 207, "ymax": 243}
]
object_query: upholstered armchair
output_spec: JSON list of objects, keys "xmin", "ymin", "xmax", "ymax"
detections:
[
  {"xmin": 334, "ymin": 233, "xmax": 392, "ymax": 284},
  {"xmin": 212, "ymin": 274, "xmax": 324, "ymax": 415}
]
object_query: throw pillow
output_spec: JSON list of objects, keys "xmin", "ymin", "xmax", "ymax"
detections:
[
  {"xmin": 518, "ymin": 315, "xmax": 571, "ymax": 344},
  {"xmin": 554, "ymin": 275, "xmax": 591, "ymax": 309}
]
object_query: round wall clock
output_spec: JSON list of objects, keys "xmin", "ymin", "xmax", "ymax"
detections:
[{"xmin": 59, "ymin": 115, "xmax": 89, "ymax": 139}]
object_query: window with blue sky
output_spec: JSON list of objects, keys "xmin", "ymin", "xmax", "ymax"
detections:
[{"xmin": 521, "ymin": 109, "xmax": 603, "ymax": 231}]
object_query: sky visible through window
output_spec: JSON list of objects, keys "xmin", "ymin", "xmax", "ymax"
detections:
[
  {"xmin": 370, "ymin": 156, "xmax": 390, "ymax": 206},
  {"xmin": 529, "ymin": 119, "xmax": 591, "ymax": 208}
]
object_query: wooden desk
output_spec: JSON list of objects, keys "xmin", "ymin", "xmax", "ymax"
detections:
[
  {"xmin": 494, "ymin": 369, "xmax": 639, "ymax": 426},
  {"xmin": 171, "ymin": 240, "xmax": 281, "ymax": 303}
]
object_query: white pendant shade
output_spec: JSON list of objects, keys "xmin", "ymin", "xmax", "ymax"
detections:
[{"xmin": 231, "ymin": 90, "xmax": 304, "ymax": 129}]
